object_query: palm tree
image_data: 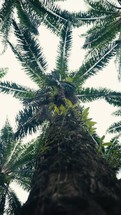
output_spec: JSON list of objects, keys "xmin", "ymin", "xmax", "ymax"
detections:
[
  {"xmin": 0, "ymin": 20, "xmax": 121, "ymax": 214},
  {"xmin": 0, "ymin": 119, "xmax": 38, "ymax": 215},
  {"xmin": 81, "ymin": 0, "xmax": 121, "ymax": 80}
]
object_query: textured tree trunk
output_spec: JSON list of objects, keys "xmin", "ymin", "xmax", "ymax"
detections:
[{"xmin": 21, "ymin": 109, "xmax": 121, "ymax": 215}]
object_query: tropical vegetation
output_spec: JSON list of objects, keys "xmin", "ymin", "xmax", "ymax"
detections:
[
  {"xmin": 0, "ymin": 0, "xmax": 121, "ymax": 214},
  {"xmin": 82, "ymin": 0, "xmax": 121, "ymax": 79},
  {"xmin": 0, "ymin": 120, "xmax": 38, "ymax": 215}
]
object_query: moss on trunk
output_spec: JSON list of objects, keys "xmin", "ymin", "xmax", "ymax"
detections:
[{"xmin": 22, "ymin": 108, "xmax": 121, "ymax": 215}]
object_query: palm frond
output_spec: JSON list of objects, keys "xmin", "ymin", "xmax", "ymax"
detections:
[
  {"xmin": 73, "ymin": 41, "xmax": 119, "ymax": 86},
  {"xmin": 56, "ymin": 23, "xmax": 72, "ymax": 79},
  {"xmin": 14, "ymin": 0, "xmax": 39, "ymax": 35},
  {"xmin": 0, "ymin": 187, "xmax": 7, "ymax": 215},
  {"xmin": 15, "ymin": 106, "xmax": 48, "ymax": 139},
  {"xmin": 26, "ymin": 0, "xmax": 66, "ymax": 34},
  {"xmin": 76, "ymin": 2, "xmax": 119, "ymax": 27},
  {"xmin": 0, "ymin": 120, "xmax": 14, "ymax": 166},
  {"xmin": 14, "ymin": 177, "xmax": 31, "ymax": 192},
  {"xmin": 74, "ymin": 11, "xmax": 117, "ymax": 27},
  {"xmin": 0, "ymin": 121, "xmax": 34, "ymax": 183},
  {"xmin": 77, "ymin": 87, "xmax": 121, "ymax": 106},
  {"xmin": 0, "ymin": 81, "xmax": 36, "ymax": 99},
  {"xmin": 0, "ymin": 0, "xmax": 14, "ymax": 49},
  {"xmin": 10, "ymin": 20, "xmax": 48, "ymax": 86},
  {"xmin": 7, "ymin": 142, "xmax": 35, "ymax": 172},
  {"xmin": 43, "ymin": 2, "xmax": 84, "ymax": 27},
  {"xmin": 27, "ymin": 0, "xmax": 82, "ymax": 34},
  {"xmin": 112, "ymin": 109, "xmax": 121, "ymax": 116},
  {"xmin": 116, "ymin": 51, "xmax": 121, "ymax": 80},
  {"xmin": 77, "ymin": 87, "xmax": 107, "ymax": 102},
  {"xmin": 0, "ymin": 119, "xmax": 13, "ymax": 141},
  {"xmin": 0, "ymin": 121, "xmax": 38, "ymax": 213},
  {"xmin": 104, "ymin": 0, "xmax": 121, "ymax": 10},
  {"xmin": 105, "ymin": 92, "xmax": 121, "ymax": 107},
  {"xmin": 83, "ymin": 16, "xmax": 120, "ymax": 50},
  {"xmin": 95, "ymin": 133, "xmax": 121, "ymax": 171},
  {"xmin": 5, "ymin": 141, "xmax": 35, "ymax": 190},
  {"xmin": 108, "ymin": 121, "xmax": 121, "ymax": 133},
  {"xmin": 83, "ymin": 0, "xmax": 121, "ymax": 81},
  {"xmin": 84, "ymin": 0, "xmax": 120, "ymax": 14},
  {"xmin": 0, "ymin": 68, "xmax": 7, "ymax": 79},
  {"xmin": 5, "ymin": 189, "xmax": 21, "ymax": 215},
  {"xmin": 42, "ymin": 0, "xmax": 66, "ymax": 2},
  {"xmin": 115, "ymin": 32, "xmax": 121, "ymax": 80},
  {"xmin": 118, "ymin": 0, "xmax": 121, "ymax": 6},
  {"xmin": 103, "ymin": 138, "xmax": 121, "ymax": 171},
  {"xmin": 12, "ymin": 135, "xmax": 47, "ymax": 191},
  {"xmin": 8, "ymin": 41, "xmax": 41, "ymax": 86}
]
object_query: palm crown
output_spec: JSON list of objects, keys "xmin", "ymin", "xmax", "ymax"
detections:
[{"xmin": 0, "ymin": 20, "xmax": 121, "ymax": 139}]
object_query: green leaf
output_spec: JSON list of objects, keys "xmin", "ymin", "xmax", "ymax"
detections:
[
  {"xmin": 28, "ymin": 0, "xmax": 82, "ymax": 34},
  {"xmin": 14, "ymin": 0, "xmax": 38, "ymax": 35},
  {"xmin": 15, "ymin": 106, "xmax": 48, "ymax": 138},
  {"xmin": 0, "ymin": 0, "xmax": 14, "ymax": 49},
  {"xmin": 87, "ymin": 120, "xmax": 97, "ymax": 127},
  {"xmin": 10, "ymin": 20, "xmax": 48, "ymax": 86},
  {"xmin": 82, "ymin": 0, "xmax": 121, "ymax": 80},
  {"xmin": 77, "ymin": 87, "xmax": 121, "ymax": 106},
  {"xmin": 108, "ymin": 121, "xmax": 121, "ymax": 133},
  {"xmin": 83, "ymin": 16, "xmax": 120, "ymax": 50},
  {"xmin": 73, "ymin": 41, "xmax": 119, "ymax": 86},
  {"xmin": 82, "ymin": 107, "xmax": 90, "ymax": 120},
  {"xmin": 0, "ymin": 68, "xmax": 7, "ymax": 78},
  {"xmin": 0, "ymin": 120, "xmax": 38, "ymax": 212},
  {"xmin": 102, "ymin": 142, "xmax": 112, "ymax": 147},
  {"xmin": 81, "ymin": 107, "xmax": 96, "ymax": 135},
  {"xmin": 0, "ymin": 81, "xmax": 36, "ymax": 99},
  {"xmin": 5, "ymin": 189, "xmax": 21, "ymax": 215},
  {"xmin": 56, "ymin": 23, "xmax": 72, "ymax": 79},
  {"xmin": 112, "ymin": 109, "xmax": 121, "ymax": 116}
]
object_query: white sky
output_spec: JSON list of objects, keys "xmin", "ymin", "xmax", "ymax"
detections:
[{"xmin": 1, "ymin": 0, "xmax": 121, "ymax": 203}]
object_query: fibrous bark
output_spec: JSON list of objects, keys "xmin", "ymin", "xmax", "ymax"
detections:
[{"xmin": 21, "ymin": 108, "xmax": 121, "ymax": 215}]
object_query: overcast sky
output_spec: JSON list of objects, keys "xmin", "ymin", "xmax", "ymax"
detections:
[{"xmin": 1, "ymin": 0, "xmax": 121, "ymax": 203}]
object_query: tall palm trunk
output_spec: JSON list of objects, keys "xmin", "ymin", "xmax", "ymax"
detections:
[{"xmin": 22, "ymin": 108, "xmax": 121, "ymax": 215}]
